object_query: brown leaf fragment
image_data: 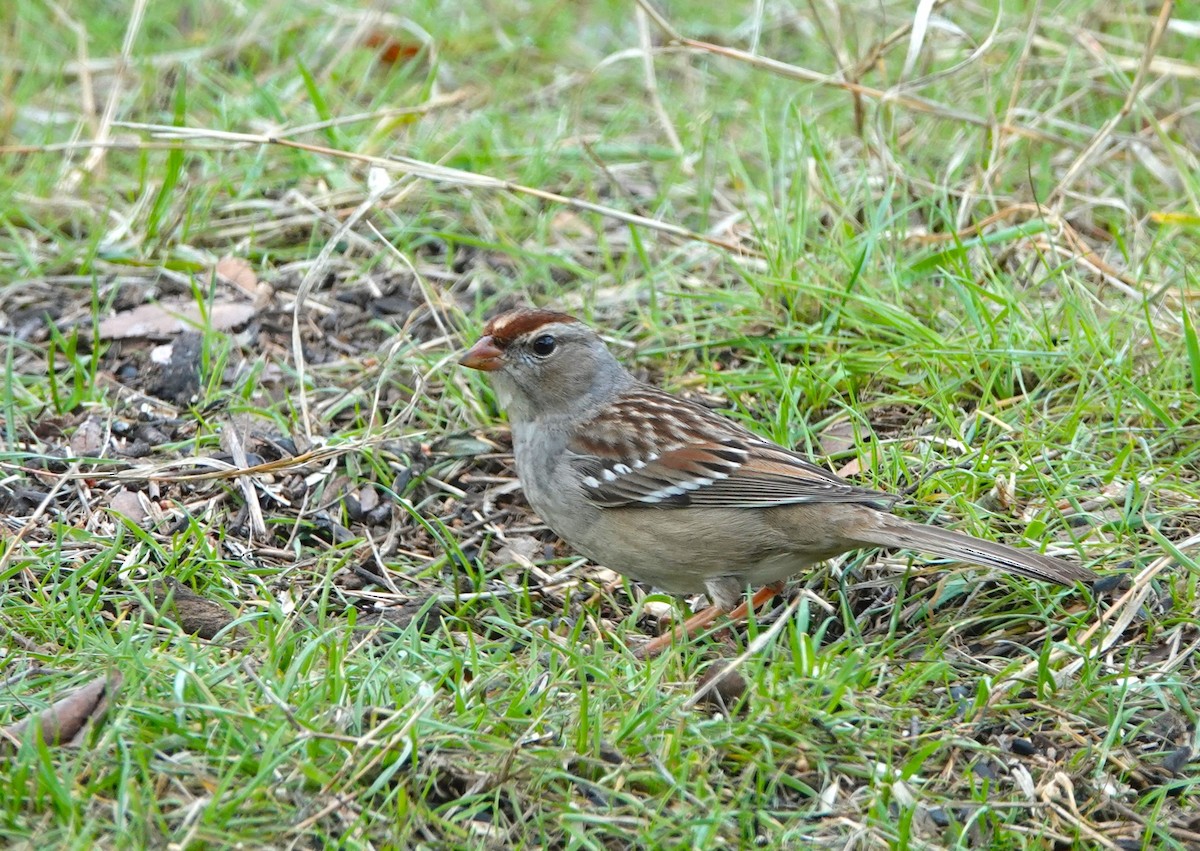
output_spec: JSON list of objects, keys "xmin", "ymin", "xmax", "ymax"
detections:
[
  {"xmin": 834, "ymin": 457, "xmax": 863, "ymax": 478},
  {"xmin": 97, "ymin": 299, "xmax": 257, "ymax": 340},
  {"xmin": 693, "ymin": 663, "xmax": 748, "ymax": 715},
  {"xmin": 106, "ymin": 488, "xmax": 148, "ymax": 524},
  {"xmin": 356, "ymin": 486, "xmax": 380, "ymax": 514},
  {"xmin": 149, "ymin": 578, "xmax": 237, "ymax": 640},
  {"xmin": 818, "ymin": 418, "xmax": 858, "ymax": 457},
  {"xmin": 820, "ymin": 418, "xmax": 874, "ymax": 478},
  {"xmin": 494, "ymin": 535, "xmax": 541, "ymax": 567},
  {"xmin": 2, "ymin": 673, "xmax": 121, "ymax": 748},
  {"xmin": 214, "ymin": 256, "xmax": 258, "ymax": 295},
  {"xmin": 69, "ymin": 415, "xmax": 105, "ymax": 457}
]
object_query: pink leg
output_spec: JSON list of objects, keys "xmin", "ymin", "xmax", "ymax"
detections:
[{"xmin": 633, "ymin": 584, "xmax": 782, "ymax": 659}]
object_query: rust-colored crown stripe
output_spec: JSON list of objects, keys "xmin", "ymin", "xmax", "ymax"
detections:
[{"xmin": 484, "ymin": 309, "xmax": 578, "ymax": 346}]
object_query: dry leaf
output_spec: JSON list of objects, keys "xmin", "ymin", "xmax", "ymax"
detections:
[
  {"xmin": 818, "ymin": 418, "xmax": 857, "ymax": 457},
  {"xmin": 835, "ymin": 458, "xmax": 863, "ymax": 478},
  {"xmin": 494, "ymin": 535, "xmax": 541, "ymax": 567},
  {"xmin": 355, "ymin": 486, "xmax": 380, "ymax": 514},
  {"xmin": 693, "ymin": 664, "xmax": 748, "ymax": 715},
  {"xmin": 819, "ymin": 419, "xmax": 879, "ymax": 478},
  {"xmin": 150, "ymin": 578, "xmax": 237, "ymax": 640},
  {"xmin": 214, "ymin": 256, "xmax": 259, "ymax": 296},
  {"xmin": 69, "ymin": 415, "xmax": 105, "ymax": 457},
  {"xmin": 2, "ymin": 673, "xmax": 120, "ymax": 747},
  {"xmin": 97, "ymin": 300, "xmax": 257, "ymax": 340},
  {"xmin": 106, "ymin": 488, "xmax": 148, "ymax": 523}
]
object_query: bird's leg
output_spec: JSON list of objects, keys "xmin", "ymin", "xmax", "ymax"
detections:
[
  {"xmin": 725, "ymin": 583, "xmax": 783, "ymax": 622},
  {"xmin": 633, "ymin": 583, "xmax": 783, "ymax": 659}
]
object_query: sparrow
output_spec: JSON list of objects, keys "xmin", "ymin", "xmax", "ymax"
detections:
[{"xmin": 460, "ymin": 309, "xmax": 1097, "ymax": 654}]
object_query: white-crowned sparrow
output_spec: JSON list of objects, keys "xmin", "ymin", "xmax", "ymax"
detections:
[{"xmin": 461, "ymin": 309, "xmax": 1097, "ymax": 651}]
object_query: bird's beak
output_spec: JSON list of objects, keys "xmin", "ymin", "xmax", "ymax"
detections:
[{"xmin": 459, "ymin": 335, "xmax": 504, "ymax": 371}]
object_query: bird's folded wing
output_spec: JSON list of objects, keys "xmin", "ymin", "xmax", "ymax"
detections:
[{"xmin": 569, "ymin": 427, "xmax": 894, "ymax": 510}]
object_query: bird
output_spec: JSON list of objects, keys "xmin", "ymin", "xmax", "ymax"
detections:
[{"xmin": 459, "ymin": 308, "xmax": 1098, "ymax": 656}]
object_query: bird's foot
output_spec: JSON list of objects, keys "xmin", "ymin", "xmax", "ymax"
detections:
[{"xmin": 632, "ymin": 583, "xmax": 782, "ymax": 659}]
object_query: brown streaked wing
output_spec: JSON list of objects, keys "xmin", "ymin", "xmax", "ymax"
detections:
[{"xmin": 568, "ymin": 386, "xmax": 896, "ymax": 509}]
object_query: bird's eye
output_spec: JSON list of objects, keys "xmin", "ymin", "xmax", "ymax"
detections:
[{"xmin": 531, "ymin": 334, "xmax": 556, "ymax": 356}]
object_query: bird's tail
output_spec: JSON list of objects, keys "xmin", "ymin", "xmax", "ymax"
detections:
[{"xmin": 851, "ymin": 515, "xmax": 1097, "ymax": 586}]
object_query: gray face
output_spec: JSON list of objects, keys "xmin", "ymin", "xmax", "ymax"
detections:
[{"xmin": 491, "ymin": 322, "xmax": 626, "ymax": 423}]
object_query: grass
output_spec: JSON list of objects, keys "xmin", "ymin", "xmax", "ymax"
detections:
[{"xmin": 2, "ymin": 0, "xmax": 1198, "ymax": 847}]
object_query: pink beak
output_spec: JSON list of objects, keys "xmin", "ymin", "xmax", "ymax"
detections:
[{"xmin": 459, "ymin": 335, "xmax": 504, "ymax": 371}]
